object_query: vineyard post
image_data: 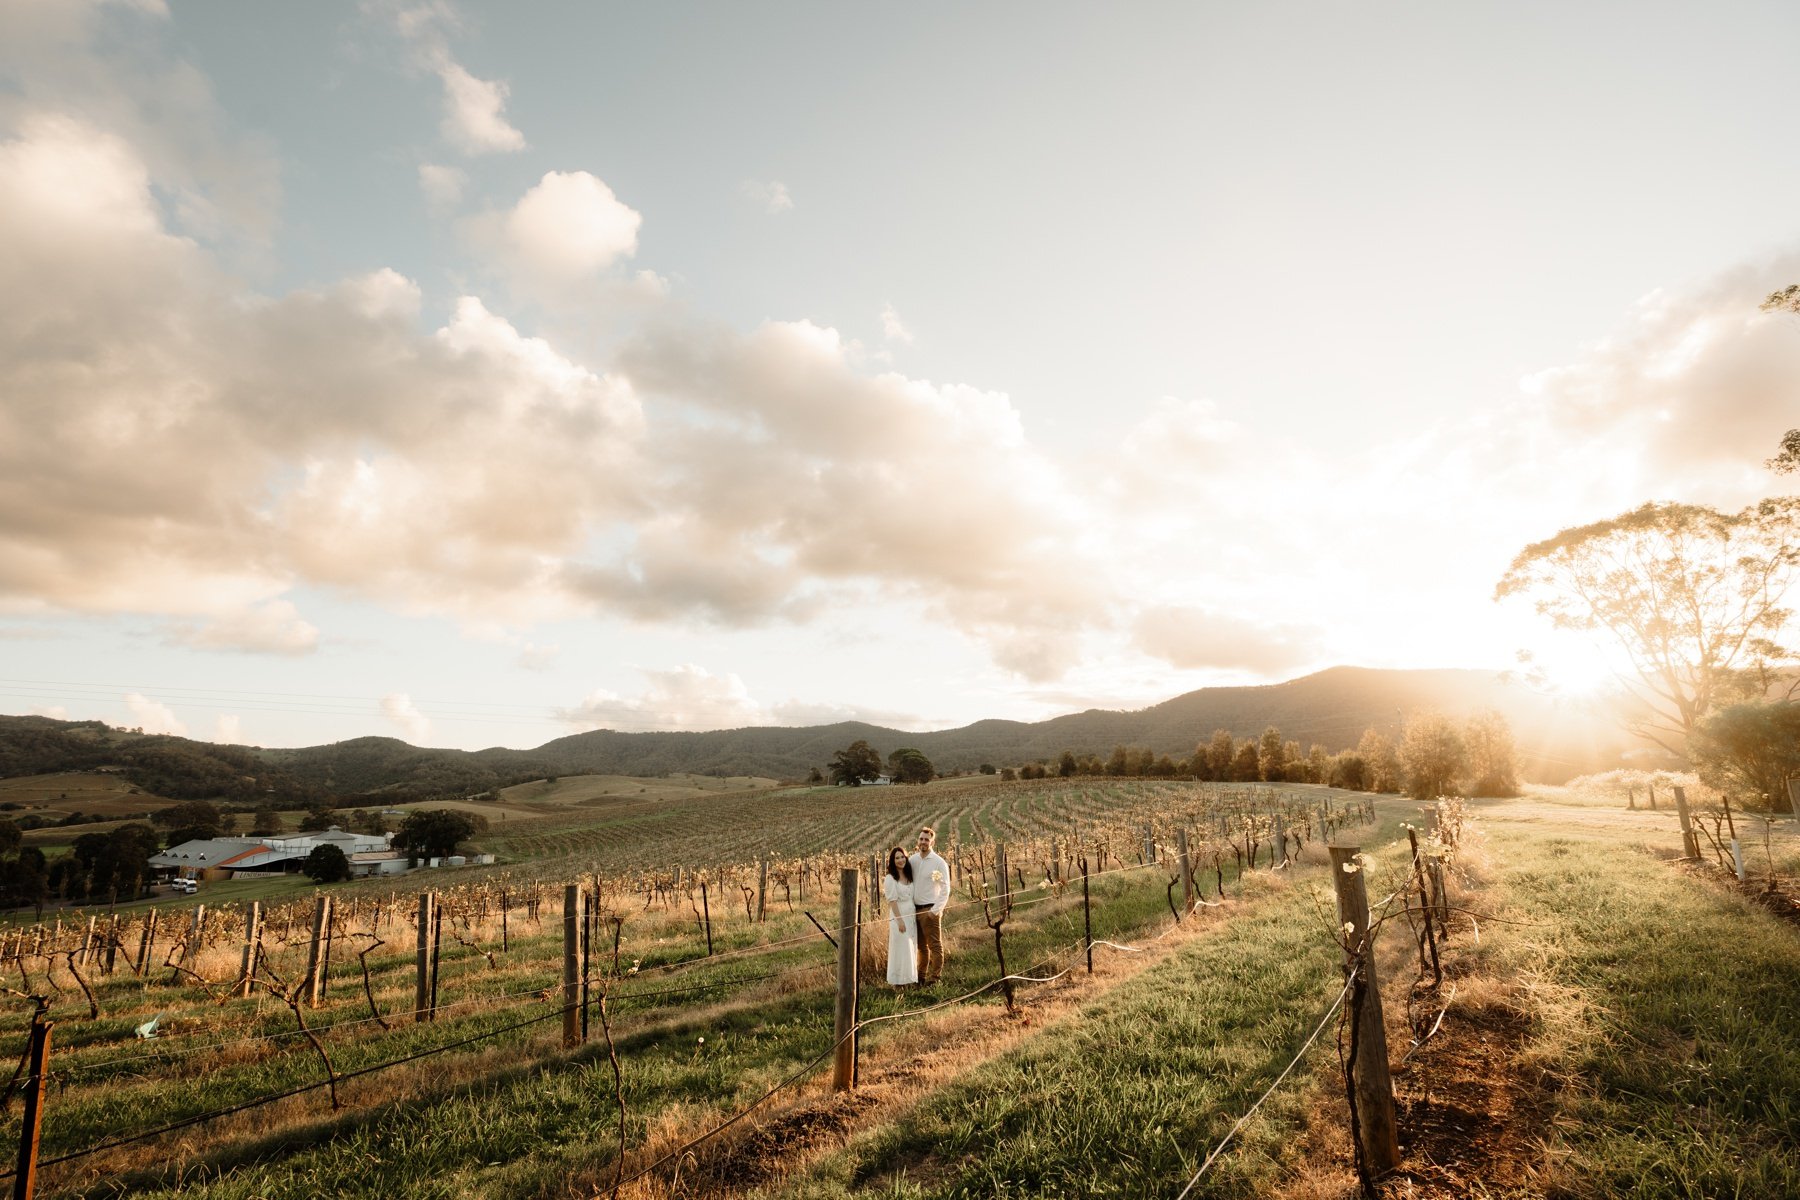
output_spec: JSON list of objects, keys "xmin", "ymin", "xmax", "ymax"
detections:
[
  {"xmin": 1406, "ymin": 828, "xmax": 1441, "ymax": 987},
  {"xmin": 1648, "ymin": 782, "xmax": 1658, "ymax": 810},
  {"xmin": 1081, "ymin": 855, "xmax": 1092, "ymax": 974},
  {"xmin": 1627, "ymin": 786, "xmax": 1637, "ymax": 811},
  {"xmin": 104, "ymin": 914, "xmax": 118, "ymax": 975},
  {"xmin": 180, "ymin": 904, "xmax": 205, "ymax": 974},
  {"xmin": 135, "ymin": 908, "xmax": 156, "ymax": 976},
  {"xmin": 305, "ymin": 895, "xmax": 332, "ymax": 1008},
  {"xmin": 1273, "ymin": 815, "xmax": 1286, "ymax": 867},
  {"xmin": 563, "ymin": 883, "xmax": 582, "ymax": 1049},
  {"xmin": 757, "ymin": 857, "xmax": 768, "ymax": 923},
  {"xmin": 832, "ymin": 867, "xmax": 859, "ymax": 1092},
  {"xmin": 1672, "ymin": 786, "xmax": 1700, "ymax": 859},
  {"xmin": 1723, "ymin": 794, "xmax": 1746, "ymax": 881},
  {"xmin": 1175, "ymin": 829, "xmax": 1193, "ymax": 913},
  {"xmin": 414, "ymin": 891, "xmax": 435, "ymax": 1022},
  {"xmin": 13, "ymin": 1012, "xmax": 50, "ymax": 1200},
  {"xmin": 699, "ymin": 880, "xmax": 714, "ymax": 956},
  {"xmin": 238, "ymin": 902, "xmax": 262, "ymax": 999},
  {"xmin": 1329, "ymin": 845, "xmax": 1400, "ymax": 1176},
  {"xmin": 77, "ymin": 916, "xmax": 94, "ymax": 968},
  {"xmin": 1142, "ymin": 823, "xmax": 1155, "ymax": 865}
]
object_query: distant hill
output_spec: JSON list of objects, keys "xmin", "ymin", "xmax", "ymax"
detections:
[{"xmin": 0, "ymin": 666, "xmax": 1635, "ymax": 799}]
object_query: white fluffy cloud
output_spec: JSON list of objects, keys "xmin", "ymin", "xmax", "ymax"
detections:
[
  {"xmin": 740, "ymin": 179, "xmax": 792, "ymax": 214},
  {"xmin": 166, "ymin": 601, "xmax": 321, "ymax": 657},
  {"xmin": 880, "ymin": 304, "xmax": 913, "ymax": 344},
  {"xmin": 557, "ymin": 665, "xmax": 930, "ymax": 733},
  {"xmin": 417, "ymin": 161, "xmax": 466, "ymax": 208},
  {"xmin": 376, "ymin": 1, "xmax": 526, "ymax": 155},
  {"xmin": 380, "ymin": 692, "xmax": 432, "ymax": 743},
  {"xmin": 124, "ymin": 692, "xmax": 186, "ymax": 736},
  {"xmin": 489, "ymin": 170, "xmax": 642, "ymax": 289},
  {"xmin": 214, "ymin": 713, "xmax": 244, "ymax": 744}
]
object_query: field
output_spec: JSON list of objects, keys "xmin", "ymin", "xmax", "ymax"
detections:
[
  {"xmin": 0, "ymin": 771, "xmax": 168, "ymax": 821},
  {"xmin": 0, "ymin": 776, "xmax": 1793, "ymax": 1198}
]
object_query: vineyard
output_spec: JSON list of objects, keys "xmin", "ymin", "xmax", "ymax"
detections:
[{"xmin": 0, "ymin": 780, "xmax": 1380, "ymax": 1198}]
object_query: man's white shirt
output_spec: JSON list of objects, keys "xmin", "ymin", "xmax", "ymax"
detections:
[{"xmin": 908, "ymin": 850, "xmax": 950, "ymax": 911}]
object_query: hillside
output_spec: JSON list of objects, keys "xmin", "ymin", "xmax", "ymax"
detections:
[{"xmin": 0, "ymin": 667, "xmax": 1636, "ymax": 797}]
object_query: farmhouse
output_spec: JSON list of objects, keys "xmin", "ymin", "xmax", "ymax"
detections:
[{"xmin": 149, "ymin": 827, "xmax": 404, "ymax": 880}]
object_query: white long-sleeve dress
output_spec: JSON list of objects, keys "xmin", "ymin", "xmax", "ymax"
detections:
[{"xmin": 884, "ymin": 875, "xmax": 919, "ymax": 986}]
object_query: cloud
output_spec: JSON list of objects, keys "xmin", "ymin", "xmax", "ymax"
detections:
[
  {"xmin": 124, "ymin": 692, "xmax": 186, "ymax": 735},
  {"xmin": 214, "ymin": 713, "xmax": 243, "ymax": 744},
  {"xmin": 380, "ymin": 692, "xmax": 432, "ymax": 743},
  {"xmin": 374, "ymin": 1, "xmax": 525, "ymax": 155},
  {"xmin": 516, "ymin": 640, "xmax": 558, "ymax": 670},
  {"xmin": 0, "ymin": 0, "xmax": 278, "ymax": 241},
  {"xmin": 880, "ymin": 304, "xmax": 913, "ymax": 345},
  {"xmin": 559, "ymin": 664, "xmax": 767, "ymax": 732},
  {"xmin": 475, "ymin": 170, "xmax": 642, "ymax": 294},
  {"xmin": 557, "ymin": 664, "xmax": 931, "ymax": 733},
  {"xmin": 417, "ymin": 161, "xmax": 465, "ymax": 208},
  {"xmin": 739, "ymin": 179, "xmax": 792, "ymax": 214},
  {"xmin": 0, "ymin": 115, "xmax": 644, "ymax": 627},
  {"xmin": 29, "ymin": 704, "xmax": 69, "ymax": 720},
  {"xmin": 166, "ymin": 600, "xmax": 320, "ymax": 656},
  {"xmin": 1519, "ymin": 256, "xmax": 1800, "ymax": 503},
  {"xmin": 1132, "ymin": 606, "xmax": 1323, "ymax": 675}
]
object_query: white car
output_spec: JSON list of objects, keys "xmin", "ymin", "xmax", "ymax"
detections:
[{"xmin": 173, "ymin": 878, "xmax": 198, "ymax": 894}]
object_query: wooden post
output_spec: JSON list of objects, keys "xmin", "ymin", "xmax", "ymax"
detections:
[
  {"xmin": 1626, "ymin": 786, "xmax": 1637, "ymax": 811},
  {"xmin": 1175, "ymin": 828, "xmax": 1194, "ymax": 913},
  {"xmin": 1328, "ymin": 845, "xmax": 1400, "ymax": 1176},
  {"xmin": 1273, "ymin": 815, "xmax": 1287, "ymax": 867},
  {"xmin": 1407, "ymin": 828, "xmax": 1441, "ymax": 987},
  {"xmin": 563, "ymin": 883, "xmax": 582, "ymax": 1048},
  {"xmin": 13, "ymin": 1014, "xmax": 50, "ymax": 1200},
  {"xmin": 1081, "ymin": 856, "xmax": 1093, "ymax": 974},
  {"xmin": 699, "ymin": 880, "xmax": 713, "ymax": 956},
  {"xmin": 305, "ymin": 895, "xmax": 332, "ymax": 1008},
  {"xmin": 77, "ymin": 917, "xmax": 95, "ymax": 967},
  {"xmin": 996, "ymin": 843, "xmax": 1011, "ymax": 918},
  {"xmin": 135, "ymin": 908, "xmax": 156, "ymax": 975},
  {"xmin": 832, "ymin": 868, "xmax": 859, "ymax": 1092},
  {"xmin": 1143, "ymin": 823, "xmax": 1156, "ymax": 864},
  {"xmin": 1672, "ymin": 786, "xmax": 1699, "ymax": 859},
  {"xmin": 414, "ymin": 891, "xmax": 435, "ymax": 1022},
  {"xmin": 104, "ymin": 915, "xmax": 119, "ymax": 976},
  {"xmin": 184, "ymin": 904, "xmax": 205, "ymax": 966},
  {"xmin": 238, "ymin": 902, "xmax": 262, "ymax": 998},
  {"xmin": 757, "ymin": 857, "xmax": 768, "ymax": 923},
  {"xmin": 1647, "ymin": 782, "xmax": 1658, "ymax": 811}
]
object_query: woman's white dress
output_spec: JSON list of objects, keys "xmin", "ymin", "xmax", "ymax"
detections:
[{"xmin": 884, "ymin": 875, "xmax": 919, "ymax": 986}]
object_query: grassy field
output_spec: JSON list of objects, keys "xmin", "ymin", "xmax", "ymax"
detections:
[{"xmin": 0, "ymin": 777, "xmax": 1794, "ymax": 1198}]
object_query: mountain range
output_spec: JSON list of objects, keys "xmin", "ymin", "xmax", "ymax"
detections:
[{"xmin": 0, "ymin": 666, "xmax": 1635, "ymax": 803}]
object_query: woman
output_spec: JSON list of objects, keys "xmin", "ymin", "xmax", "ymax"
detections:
[{"xmin": 883, "ymin": 845, "xmax": 919, "ymax": 987}]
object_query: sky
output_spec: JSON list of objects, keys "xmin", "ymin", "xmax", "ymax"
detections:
[{"xmin": 2, "ymin": 0, "xmax": 1799, "ymax": 752}]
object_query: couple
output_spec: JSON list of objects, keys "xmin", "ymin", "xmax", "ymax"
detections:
[{"xmin": 883, "ymin": 826, "xmax": 949, "ymax": 987}]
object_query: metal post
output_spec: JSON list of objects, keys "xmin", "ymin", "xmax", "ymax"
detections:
[
  {"xmin": 1082, "ymin": 856, "xmax": 1093, "ymax": 974},
  {"xmin": 414, "ymin": 891, "xmax": 435, "ymax": 1022},
  {"xmin": 563, "ymin": 883, "xmax": 582, "ymax": 1048}
]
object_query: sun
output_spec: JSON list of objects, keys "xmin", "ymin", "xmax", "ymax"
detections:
[{"xmin": 1517, "ymin": 637, "xmax": 1620, "ymax": 698}]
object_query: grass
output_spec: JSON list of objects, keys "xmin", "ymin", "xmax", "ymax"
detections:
[{"xmin": 1474, "ymin": 819, "xmax": 1800, "ymax": 1198}]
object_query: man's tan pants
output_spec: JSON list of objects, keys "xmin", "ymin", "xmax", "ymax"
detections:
[{"xmin": 914, "ymin": 908, "xmax": 943, "ymax": 982}]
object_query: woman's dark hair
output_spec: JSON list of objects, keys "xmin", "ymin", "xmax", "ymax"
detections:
[{"xmin": 886, "ymin": 846, "xmax": 913, "ymax": 882}]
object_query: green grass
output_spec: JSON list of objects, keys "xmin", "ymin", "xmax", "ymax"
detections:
[{"xmin": 1483, "ymin": 823, "xmax": 1800, "ymax": 1198}]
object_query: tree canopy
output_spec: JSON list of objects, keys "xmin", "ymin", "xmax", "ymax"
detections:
[
  {"xmin": 886, "ymin": 747, "xmax": 935, "ymax": 785},
  {"xmin": 303, "ymin": 843, "xmax": 353, "ymax": 883},
  {"xmin": 393, "ymin": 808, "xmax": 486, "ymax": 860},
  {"xmin": 829, "ymin": 740, "xmax": 883, "ymax": 787},
  {"xmin": 1496, "ymin": 499, "xmax": 1800, "ymax": 754},
  {"xmin": 1690, "ymin": 701, "xmax": 1800, "ymax": 810}
]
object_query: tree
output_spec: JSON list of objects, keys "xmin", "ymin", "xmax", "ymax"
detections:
[
  {"xmin": 1496, "ymin": 499, "xmax": 1800, "ymax": 755},
  {"xmin": 303, "ymin": 844, "xmax": 353, "ymax": 883},
  {"xmin": 1463, "ymin": 710, "xmax": 1521, "ymax": 797},
  {"xmin": 1230, "ymin": 741, "xmax": 1261, "ymax": 782},
  {"xmin": 393, "ymin": 809, "xmax": 486, "ymax": 861},
  {"xmin": 1306, "ymin": 744, "xmax": 1331, "ymax": 785},
  {"xmin": 1105, "ymin": 745, "xmax": 1128, "ymax": 777},
  {"xmin": 1205, "ymin": 730, "xmax": 1236, "ymax": 781},
  {"xmin": 1331, "ymin": 752, "xmax": 1370, "ymax": 791},
  {"xmin": 887, "ymin": 748, "xmax": 935, "ymax": 785},
  {"xmin": 1399, "ymin": 711, "xmax": 1468, "ymax": 800},
  {"xmin": 1357, "ymin": 729, "xmax": 1401, "ymax": 793},
  {"xmin": 298, "ymin": 809, "xmax": 336, "ymax": 833},
  {"xmin": 1691, "ymin": 701, "xmax": 1800, "ymax": 810},
  {"xmin": 0, "ymin": 818, "xmax": 21, "ymax": 857},
  {"xmin": 979, "ymin": 763, "xmax": 998, "ymax": 775},
  {"xmin": 151, "ymin": 800, "xmax": 228, "ymax": 831},
  {"xmin": 163, "ymin": 822, "xmax": 224, "ymax": 848},
  {"xmin": 806, "ymin": 766, "xmax": 824, "ymax": 785},
  {"xmin": 829, "ymin": 740, "xmax": 883, "ymax": 787},
  {"xmin": 1257, "ymin": 726, "xmax": 1286, "ymax": 782},
  {"xmin": 250, "ymin": 805, "xmax": 284, "ymax": 835},
  {"xmin": 1057, "ymin": 750, "xmax": 1077, "ymax": 778}
]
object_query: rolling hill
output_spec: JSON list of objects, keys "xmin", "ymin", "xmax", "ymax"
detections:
[{"xmin": 0, "ymin": 666, "xmax": 1635, "ymax": 799}]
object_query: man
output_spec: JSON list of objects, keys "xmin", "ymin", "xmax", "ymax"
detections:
[{"xmin": 908, "ymin": 825, "xmax": 950, "ymax": 984}]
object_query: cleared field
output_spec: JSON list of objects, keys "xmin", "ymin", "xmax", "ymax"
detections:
[
  {"xmin": 499, "ymin": 772, "xmax": 781, "ymax": 807},
  {"xmin": 0, "ymin": 771, "xmax": 170, "ymax": 820}
]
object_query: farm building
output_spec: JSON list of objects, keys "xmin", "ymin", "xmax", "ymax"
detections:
[{"xmin": 149, "ymin": 827, "xmax": 396, "ymax": 880}]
